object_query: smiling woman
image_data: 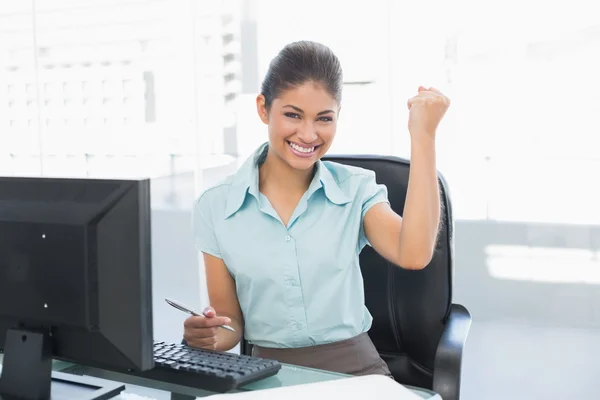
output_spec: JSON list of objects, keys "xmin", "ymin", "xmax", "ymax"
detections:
[
  {"xmin": 256, "ymin": 41, "xmax": 342, "ymax": 172},
  {"xmin": 184, "ymin": 40, "xmax": 448, "ymax": 379}
]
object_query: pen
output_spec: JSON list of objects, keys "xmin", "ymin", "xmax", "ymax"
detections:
[{"xmin": 165, "ymin": 297, "xmax": 235, "ymax": 332}]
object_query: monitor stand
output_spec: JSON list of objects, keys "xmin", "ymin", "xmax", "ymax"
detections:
[{"xmin": 0, "ymin": 328, "xmax": 125, "ymax": 400}]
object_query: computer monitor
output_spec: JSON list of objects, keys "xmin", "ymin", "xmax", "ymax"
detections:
[{"xmin": 0, "ymin": 176, "xmax": 154, "ymax": 400}]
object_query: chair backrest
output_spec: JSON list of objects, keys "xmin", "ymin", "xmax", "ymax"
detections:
[
  {"xmin": 322, "ymin": 155, "xmax": 454, "ymax": 389},
  {"xmin": 240, "ymin": 155, "xmax": 455, "ymax": 389}
]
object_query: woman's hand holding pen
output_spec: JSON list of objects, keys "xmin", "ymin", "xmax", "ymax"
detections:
[{"xmin": 183, "ymin": 306, "xmax": 232, "ymax": 350}]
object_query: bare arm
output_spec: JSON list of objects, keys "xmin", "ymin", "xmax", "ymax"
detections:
[
  {"xmin": 204, "ymin": 253, "xmax": 244, "ymax": 350},
  {"xmin": 363, "ymin": 87, "xmax": 447, "ymax": 270},
  {"xmin": 184, "ymin": 253, "xmax": 243, "ymax": 351},
  {"xmin": 363, "ymin": 140, "xmax": 440, "ymax": 270}
]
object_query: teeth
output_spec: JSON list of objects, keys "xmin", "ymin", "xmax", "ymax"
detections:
[{"xmin": 289, "ymin": 142, "xmax": 315, "ymax": 153}]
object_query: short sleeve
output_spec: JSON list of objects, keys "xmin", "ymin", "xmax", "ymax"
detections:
[
  {"xmin": 358, "ymin": 171, "xmax": 389, "ymax": 250},
  {"xmin": 192, "ymin": 192, "xmax": 222, "ymax": 258}
]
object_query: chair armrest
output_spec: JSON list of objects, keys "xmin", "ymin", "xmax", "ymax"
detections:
[{"xmin": 432, "ymin": 303, "xmax": 472, "ymax": 400}]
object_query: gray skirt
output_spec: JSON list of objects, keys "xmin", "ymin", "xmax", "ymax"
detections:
[{"xmin": 252, "ymin": 332, "xmax": 393, "ymax": 378}]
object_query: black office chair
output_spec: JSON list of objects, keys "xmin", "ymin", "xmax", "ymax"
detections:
[{"xmin": 241, "ymin": 155, "xmax": 471, "ymax": 400}]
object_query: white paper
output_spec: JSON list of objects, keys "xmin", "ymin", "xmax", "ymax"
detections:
[{"xmin": 206, "ymin": 375, "xmax": 423, "ymax": 399}]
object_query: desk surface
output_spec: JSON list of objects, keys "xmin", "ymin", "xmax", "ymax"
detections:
[{"xmin": 0, "ymin": 354, "xmax": 440, "ymax": 399}]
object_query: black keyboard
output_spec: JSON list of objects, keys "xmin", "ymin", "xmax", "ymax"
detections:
[{"xmin": 138, "ymin": 341, "xmax": 281, "ymax": 393}]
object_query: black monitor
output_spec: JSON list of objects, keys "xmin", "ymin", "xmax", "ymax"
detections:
[{"xmin": 0, "ymin": 176, "xmax": 154, "ymax": 400}]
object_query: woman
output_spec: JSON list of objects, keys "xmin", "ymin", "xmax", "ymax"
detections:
[{"xmin": 184, "ymin": 41, "xmax": 449, "ymax": 377}]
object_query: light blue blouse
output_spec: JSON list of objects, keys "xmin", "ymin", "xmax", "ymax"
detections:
[{"xmin": 193, "ymin": 143, "xmax": 389, "ymax": 348}]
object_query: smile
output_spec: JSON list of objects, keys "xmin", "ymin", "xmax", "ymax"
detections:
[{"xmin": 287, "ymin": 141, "xmax": 319, "ymax": 157}]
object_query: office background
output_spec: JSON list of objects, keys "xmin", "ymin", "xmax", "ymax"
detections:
[{"xmin": 1, "ymin": 0, "xmax": 598, "ymax": 398}]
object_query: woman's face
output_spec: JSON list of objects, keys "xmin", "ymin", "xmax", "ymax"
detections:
[{"xmin": 256, "ymin": 81, "xmax": 340, "ymax": 171}]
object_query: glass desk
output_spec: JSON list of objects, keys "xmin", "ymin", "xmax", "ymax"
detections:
[{"xmin": 0, "ymin": 355, "xmax": 441, "ymax": 399}]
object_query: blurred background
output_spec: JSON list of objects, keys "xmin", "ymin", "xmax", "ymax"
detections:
[{"xmin": 1, "ymin": 1, "xmax": 599, "ymax": 398}]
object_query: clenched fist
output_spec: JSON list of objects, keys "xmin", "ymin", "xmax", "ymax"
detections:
[{"xmin": 407, "ymin": 86, "xmax": 450, "ymax": 139}]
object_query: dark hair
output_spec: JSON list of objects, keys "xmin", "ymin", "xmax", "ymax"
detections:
[{"xmin": 260, "ymin": 41, "xmax": 343, "ymax": 110}]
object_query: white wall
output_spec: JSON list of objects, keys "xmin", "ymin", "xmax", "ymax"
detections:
[{"xmin": 253, "ymin": 0, "xmax": 394, "ymax": 156}]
